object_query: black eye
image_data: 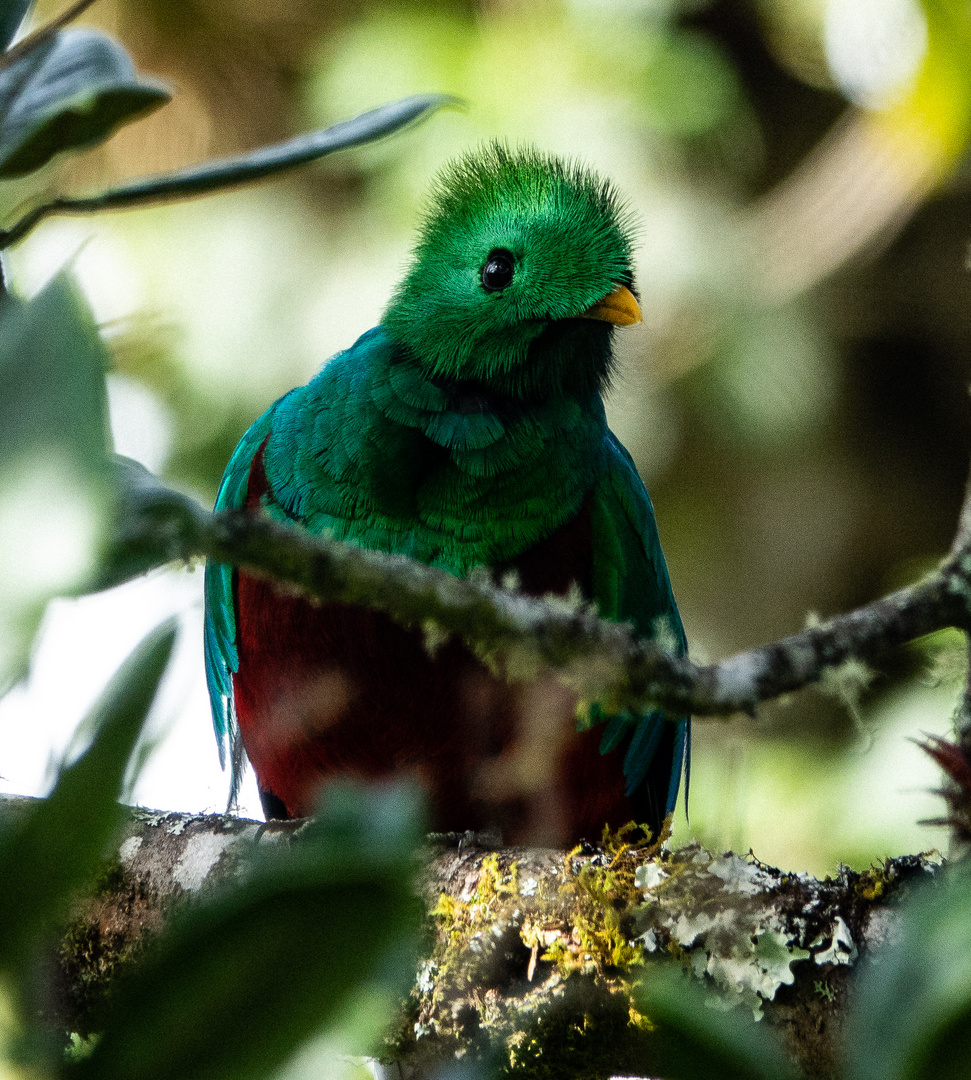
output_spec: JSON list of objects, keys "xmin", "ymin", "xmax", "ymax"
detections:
[{"xmin": 481, "ymin": 249, "xmax": 515, "ymax": 292}]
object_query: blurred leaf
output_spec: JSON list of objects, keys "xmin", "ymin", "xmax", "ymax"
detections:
[
  {"xmin": 638, "ymin": 969, "xmax": 799, "ymax": 1080},
  {"xmin": 0, "ymin": 27, "xmax": 169, "ymax": 178},
  {"xmin": 0, "ymin": 620, "xmax": 175, "ymax": 970},
  {"xmin": 72, "ymin": 782, "xmax": 425, "ymax": 1080},
  {"xmin": 0, "ymin": 275, "xmax": 109, "ymax": 465},
  {"xmin": 90, "ymin": 455, "xmax": 206, "ymax": 591},
  {"xmin": 642, "ymin": 30, "xmax": 745, "ymax": 137},
  {"xmin": 0, "ymin": 273, "xmax": 115, "ymax": 681},
  {"xmin": 0, "ymin": 0, "xmax": 31, "ymax": 52},
  {"xmin": 844, "ymin": 861, "xmax": 971, "ymax": 1080},
  {"xmin": 707, "ymin": 301, "xmax": 835, "ymax": 448},
  {"xmin": 77, "ymin": 92, "xmax": 457, "ymax": 201},
  {"xmin": 0, "ymin": 93, "xmax": 456, "ymax": 245}
]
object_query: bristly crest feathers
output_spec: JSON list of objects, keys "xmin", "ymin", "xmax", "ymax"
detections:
[{"xmin": 382, "ymin": 143, "xmax": 637, "ymax": 400}]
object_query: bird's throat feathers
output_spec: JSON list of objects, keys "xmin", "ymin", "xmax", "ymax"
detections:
[{"xmin": 382, "ymin": 143, "xmax": 637, "ymax": 400}]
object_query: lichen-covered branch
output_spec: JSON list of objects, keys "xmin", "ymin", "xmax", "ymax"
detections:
[
  {"xmin": 19, "ymin": 794, "xmax": 936, "ymax": 1080},
  {"xmin": 101, "ymin": 458, "xmax": 971, "ymax": 721}
]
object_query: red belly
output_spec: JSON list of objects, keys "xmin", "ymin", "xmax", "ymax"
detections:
[{"xmin": 232, "ymin": 461, "xmax": 639, "ymax": 844}]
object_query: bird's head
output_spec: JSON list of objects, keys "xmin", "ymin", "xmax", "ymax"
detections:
[{"xmin": 382, "ymin": 144, "xmax": 640, "ymax": 401}]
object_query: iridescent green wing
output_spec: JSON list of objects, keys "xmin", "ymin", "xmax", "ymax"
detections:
[
  {"xmin": 589, "ymin": 431, "xmax": 690, "ymax": 822},
  {"xmin": 203, "ymin": 404, "xmax": 277, "ymax": 790}
]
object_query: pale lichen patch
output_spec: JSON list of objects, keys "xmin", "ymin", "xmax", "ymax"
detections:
[
  {"xmin": 420, "ymin": 618, "xmax": 451, "ymax": 656},
  {"xmin": 634, "ymin": 862, "xmax": 666, "ymax": 891},
  {"xmin": 818, "ymin": 656, "xmax": 876, "ymax": 723},
  {"xmin": 172, "ymin": 830, "xmax": 239, "ymax": 892},
  {"xmin": 708, "ymin": 853, "xmax": 764, "ymax": 895},
  {"xmin": 650, "ymin": 614, "xmax": 679, "ymax": 657},
  {"xmin": 118, "ymin": 835, "xmax": 142, "ymax": 868},
  {"xmin": 812, "ymin": 916, "xmax": 857, "ymax": 965},
  {"xmin": 567, "ymin": 652, "xmax": 627, "ymax": 716},
  {"xmin": 635, "ymin": 844, "xmax": 814, "ymax": 1013},
  {"xmin": 716, "ymin": 650, "xmax": 768, "ymax": 707}
]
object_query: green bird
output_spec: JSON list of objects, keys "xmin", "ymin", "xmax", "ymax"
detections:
[{"xmin": 205, "ymin": 144, "xmax": 688, "ymax": 844}]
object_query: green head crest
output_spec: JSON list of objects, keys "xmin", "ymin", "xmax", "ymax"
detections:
[{"xmin": 383, "ymin": 144, "xmax": 638, "ymax": 400}]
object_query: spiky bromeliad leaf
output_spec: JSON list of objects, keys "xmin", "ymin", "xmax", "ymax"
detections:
[
  {"xmin": 71, "ymin": 782, "xmax": 425, "ymax": 1080},
  {"xmin": 0, "ymin": 27, "xmax": 169, "ymax": 178},
  {"xmin": 0, "ymin": 94, "xmax": 457, "ymax": 246},
  {"xmin": 0, "ymin": 620, "xmax": 175, "ymax": 973}
]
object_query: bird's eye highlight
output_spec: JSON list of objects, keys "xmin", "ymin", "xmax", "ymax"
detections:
[{"xmin": 481, "ymin": 249, "xmax": 515, "ymax": 292}]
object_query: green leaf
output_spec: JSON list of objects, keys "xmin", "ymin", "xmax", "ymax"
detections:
[
  {"xmin": 844, "ymin": 861, "xmax": 971, "ymax": 1080},
  {"xmin": 90, "ymin": 456, "xmax": 206, "ymax": 591},
  {"xmin": 0, "ymin": 27, "xmax": 169, "ymax": 178},
  {"xmin": 0, "ymin": 0, "xmax": 31, "ymax": 51},
  {"xmin": 72, "ymin": 782, "xmax": 424, "ymax": 1080},
  {"xmin": 59, "ymin": 91, "xmax": 457, "ymax": 201},
  {"xmin": 0, "ymin": 620, "xmax": 175, "ymax": 971},
  {"xmin": 0, "ymin": 93, "xmax": 457, "ymax": 245},
  {"xmin": 0, "ymin": 275, "xmax": 109, "ymax": 467},
  {"xmin": 637, "ymin": 969, "xmax": 800, "ymax": 1080},
  {"xmin": 0, "ymin": 273, "xmax": 116, "ymax": 681}
]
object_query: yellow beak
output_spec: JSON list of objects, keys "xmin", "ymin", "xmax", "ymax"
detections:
[{"xmin": 580, "ymin": 284, "xmax": 642, "ymax": 327}]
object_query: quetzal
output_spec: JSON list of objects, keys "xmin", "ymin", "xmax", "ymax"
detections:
[{"xmin": 204, "ymin": 145, "xmax": 688, "ymax": 844}]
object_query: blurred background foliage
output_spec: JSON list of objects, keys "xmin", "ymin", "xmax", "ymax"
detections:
[{"xmin": 3, "ymin": 0, "xmax": 971, "ymax": 876}]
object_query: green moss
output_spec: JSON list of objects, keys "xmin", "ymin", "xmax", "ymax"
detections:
[
  {"xmin": 90, "ymin": 860, "xmax": 128, "ymax": 900},
  {"xmin": 54, "ymin": 861, "xmax": 156, "ymax": 1038},
  {"xmin": 502, "ymin": 984, "xmax": 654, "ymax": 1080},
  {"xmin": 400, "ymin": 825, "xmax": 669, "ymax": 1076},
  {"xmin": 528, "ymin": 822, "xmax": 664, "ymax": 980},
  {"xmin": 856, "ymin": 868, "xmax": 888, "ymax": 903}
]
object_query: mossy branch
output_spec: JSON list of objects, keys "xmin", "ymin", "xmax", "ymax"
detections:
[
  {"xmin": 12, "ymin": 792, "xmax": 934, "ymax": 1080},
  {"xmin": 101, "ymin": 457, "xmax": 971, "ymax": 720}
]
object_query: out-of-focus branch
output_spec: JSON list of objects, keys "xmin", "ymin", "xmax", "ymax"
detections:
[
  {"xmin": 742, "ymin": 109, "xmax": 938, "ymax": 304},
  {"xmin": 102, "ymin": 458, "xmax": 971, "ymax": 720}
]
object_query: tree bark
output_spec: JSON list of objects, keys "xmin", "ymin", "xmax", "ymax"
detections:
[{"xmin": 23, "ymin": 794, "xmax": 938, "ymax": 1080}]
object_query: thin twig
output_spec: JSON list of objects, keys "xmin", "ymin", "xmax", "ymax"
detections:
[
  {"xmin": 0, "ymin": 197, "xmax": 89, "ymax": 247},
  {"xmin": 0, "ymin": 95, "xmax": 456, "ymax": 249}
]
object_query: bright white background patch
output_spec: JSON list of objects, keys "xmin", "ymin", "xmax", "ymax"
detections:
[{"xmin": 824, "ymin": 0, "xmax": 928, "ymax": 109}]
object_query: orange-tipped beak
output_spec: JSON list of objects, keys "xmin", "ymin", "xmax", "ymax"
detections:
[{"xmin": 580, "ymin": 284, "xmax": 642, "ymax": 326}]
